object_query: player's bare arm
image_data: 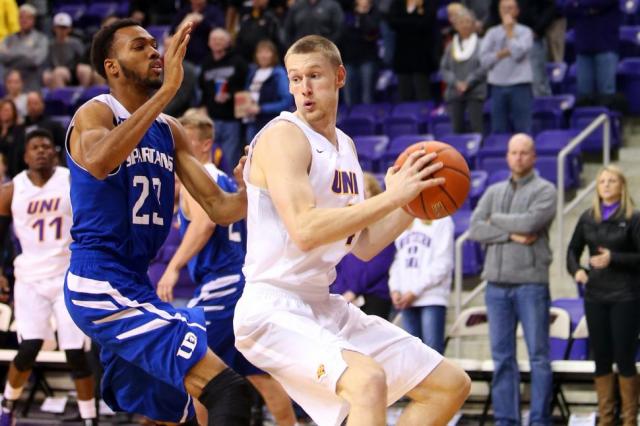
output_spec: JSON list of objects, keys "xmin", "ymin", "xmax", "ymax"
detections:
[
  {"xmin": 157, "ymin": 187, "xmax": 216, "ymax": 302},
  {"xmin": 169, "ymin": 117, "xmax": 247, "ymax": 226},
  {"xmin": 250, "ymin": 121, "xmax": 444, "ymax": 252},
  {"xmin": 68, "ymin": 23, "xmax": 192, "ymax": 179},
  {"xmin": 0, "ymin": 182, "xmax": 12, "ymax": 298}
]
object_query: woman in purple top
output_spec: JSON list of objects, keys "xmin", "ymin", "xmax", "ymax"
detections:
[
  {"xmin": 330, "ymin": 173, "xmax": 395, "ymax": 319},
  {"xmin": 567, "ymin": 165, "xmax": 640, "ymax": 425}
]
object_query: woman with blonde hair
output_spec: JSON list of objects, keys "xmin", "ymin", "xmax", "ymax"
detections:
[{"xmin": 567, "ymin": 165, "xmax": 640, "ymax": 426}]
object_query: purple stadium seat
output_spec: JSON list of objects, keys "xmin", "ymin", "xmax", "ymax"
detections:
[
  {"xmin": 147, "ymin": 25, "xmax": 170, "ymax": 42},
  {"xmin": 452, "ymin": 210, "xmax": 484, "ymax": 276},
  {"xmin": 375, "ymin": 69, "xmax": 397, "ymax": 102},
  {"xmin": 56, "ymin": 0, "xmax": 86, "ymax": 4},
  {"xmin": 535, "ymin": 156, "xmax": 577, "ymax": 188},
  {"xmin": 439, "ymin": 133, "xmax": 481, "ymax": 169},
  {"xmin": 570, "ymin": 107, "xmax": 621, "ymax": 153},
  {"xmin": 546, "ymin": 62, "xmax": 568, "ymax": 95},
  {"xmin": 532, "ymin": 94, "xmax": 575, "ymax": 134},
  {"xmin": 391, "ymin": 101, "xmax": 432, "ymax": 132},
  {"xmin": 487, "ymin": 169, "xmax": 510, "ymax": 186},
  {"xmin": 621, "ymin": 0, "xmax": 640, "ymax": 24},
  {"xmin": 54, "ymin": 4, "xmax": 86, "ymax": 21},
  {"xmin": 381, "ymin": 133, "xmax": 434, "ymax": 169},
  {"xmin": 353, "ymin": 135, "xmax": 389, "ymax": 173},
  {"xmin": 74, "ymin": 85, "xmax": 111, "ymax": 111},
  {"xmin": 469, "ymin": 170, "xmax": 488, "ymax": 208},
  {"xmin": 535, "ymin": 129, "xmax": 580, "ymax": 154},
  {"xmin": 565, "ymin": 29, "xmax": 576, "ymax": 63},
  {"xmin": 51, "ymin": 115, "xmax": 72, "ymax": 132},
  {"xmin": 45, "ymin": 86, "xmax": 82, "ymax": 116},
  {"xmin": 618, "ymin": 58, "xmax": 640, "ymax": 113},
  {"xmin": 382, "ymin": 116, "xmax": 420, "ymax": 140},
  {"xmin": 551, "ymin": 298, "xmax": 588, "ymax": 360},
  {"xmin": 338, "ymin": 116, "xmax": 376, "ymax": 136},
  {"xmin": 79, "ymin": 2, "xmax": 118, "ymax": 28},
  {"xmin": 116, "ymin": 1, "xmax": 131, "ymax": 17},
  {"xmin": 479, "ymin": 156, "xmax": 508, "ymax": 175},
  {"xmin": 349, "ymin": 102, "xmax": 392, "ymax": 130},
  {"xmin": 620, "ymin": 26, "xmax": 640, "ymax": 58},
  {"xmin": 337, "ymin": 104, "xmax": 349, "ymax": 123},
  {"xmin": 430, "ymin": 113, "xmax": 453, "ymax": 139},
  {"xmin": 0, "ymin": 84, "xmax": 4, "ymax": 98}
]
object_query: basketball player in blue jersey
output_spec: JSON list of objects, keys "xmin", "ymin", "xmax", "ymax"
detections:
[
  {"xmin": 156, "ymin": 112, "xmax": 297, "ymax": 425},
  {"xmin": 63, "ymin": 19, "xmax": 252, "ymax": 425}
]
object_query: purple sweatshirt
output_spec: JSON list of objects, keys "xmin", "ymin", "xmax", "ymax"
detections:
[{"xmin": 330, "ymin": 244, "xmax": 396, "ymax": 300}]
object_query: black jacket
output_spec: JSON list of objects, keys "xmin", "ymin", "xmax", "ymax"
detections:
[{"xmin": 567, "ymin": 208, "xmax": 640, "ymax": 302}]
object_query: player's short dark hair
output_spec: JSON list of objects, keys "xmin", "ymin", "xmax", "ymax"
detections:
[
  {"xmin": 25, "ymin": 128, "xmax": 54, "ymax": 147},
  {"xmin": 91, "ymin": 18, "xmax": 140, "ymax": 80}
]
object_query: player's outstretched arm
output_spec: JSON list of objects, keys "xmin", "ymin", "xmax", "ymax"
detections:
[
  {"xmin": 0, "ymin": 183, "xmax": 13, "ymax": 300},
  {"xmin": 251, "ymin": 121, "xmax": 444, "ymax": 252},
  {"xmin": 170, "ymin": 118, "xmax": 247, "ymax": 226},
  {"xmin": 68, "ymin": 23, "xmax": 192, "ymax": 180},
  {"xmin": 157, "ymin": 187, "xmax": 215, "ymax": 302}
]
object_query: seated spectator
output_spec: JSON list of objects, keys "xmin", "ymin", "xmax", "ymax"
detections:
[
  {"xmin": 243, "ymin": 40, "xmax": 292, "ymax": 142},
  {"xmin": 170, "ymin": 0, "xmax": 225, "ymax": 66},
  {"xmin": 3, "ymin": 70, "xmax": 26, "ymax": 119},
  {"xmin": 340, "ymin": 0, "xmax": 381, "ymax": 106},
  {"xmin": 22, "ymin": 92, "xmax": 65, "ymax": 161},
  {"xmin": 564, "ymin": 0, "xmax": 620, "ymax": 107},
  {"xmin": 389, "ymin": 216, "xmax": 454, "ymax": 354},
  {"xmin": 284, "ymin": 0, "xmax": 344, "ymax": 46},
  {"xmin": 42, "ymin": 13, "xmax": 85, "ymax": 89},
  {"xmin": 567, "ymin": 166, "xmax": 640, "ymax": 426},
  {"xmin": 0, "ymin": 4, "xmax": 48, "ymax": 91},
  {"xmin": 441, "ymin": 7, "xmax": 487, "ymax": 134},
  {"xmin": 480, "ymin": 0, "xmax": 533, "ymax": 134},
  {"xmin": 0, "ymin": 98, "xmax": 24, "ymax": 177},
  {"xmin": 330, "ymin": 173, "xmax": 395, "ymax": 319},
  {"xmin": 235, "ymin": 0, "xmax": 283, "ymax": 63}
]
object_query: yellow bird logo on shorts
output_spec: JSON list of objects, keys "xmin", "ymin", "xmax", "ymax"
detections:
[{"xmin": 316, "ymin": 364, "xmax": 326, "ymax": 380}]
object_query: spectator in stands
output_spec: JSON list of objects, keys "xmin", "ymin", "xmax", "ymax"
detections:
[
  {"xmin": 387, "ymin": 0, "xmax": 438, "ymax": 101},
  {"xmin": 441, "ymin": 7, "xmax": 487, "ymax": 134},
  {"xmin": 0, "ymin": 98, "xmax": 24, "ymax": 177},
  {"xmin": 0, "ymin": 0, "xmax": 18, "ymax": 43},
  {"xmin": 163, "ymin": 34, "xmax": 199, "ymax": 118},
  {"xmin": 340, "ymin": 0, "xmax": 381, "ymax": 106},
  {"xmin": 3, "ymin": 70, "xmax": 26, "ymax": 119},
  {"xmin": 567, "ymin": 165, "xmax": 640, "ymax": 426},
  {"xmin": 235, "ymin": 0, "xmax": 283, "ymax": 63},
  {"xmin": 22, "ymin": 92, "xmax": 65, "ymax": 159},
  {"xmin": 546, "ymin": 6, "xmax": 566, "ymax": 63},
  {"xmin": 243, "ymin": 40, "xmax": 292, "ymax": 142},
  {"xmin": 468, "ymin": 133, "xmax": 556, "ymax": 426},
  {"xmin": 284, "ymin": 0, "xmax": 344, "ymax": 46},
  {"xmin": 0, "ymin": 4, "xmax": 47, "ymax": 91},
  {"xmin": 129, "ymin": 0, "xmax": 177, "ymax": 27},
  {"xmin": 488, "ymin": 0, "xmax": 554, "ymax": 97},
  {"xmin": 564, "ymin": 0, "xmax": 620, "ymax": 106},
  {"xmin": 199, "ymin": 28, "xmax": 248, "ymax": 171},
  {"xmin": 170, "ymin": 0, "xmax": 225, "ymax": 66},
  {"xmin": 42, "ymin": 13, "xmax": 85, "ymax": 89},
  {"xmin": 330, "ymin": 173, "xmax": 395, "ymax": 319},
  {"xmin": 75, "ymin": 16, "xmax": 115, "ymax": 88},
  {"xmin": 388, "ymin": 216, "xmax": 454, "ymax": 354},
  {"xmin": 461, "ymin": 0, "xmax": 491, "ymax": 33},
  {"xmin": 480, "ymin": 0, "xmax": 533, "ymax": 134}
]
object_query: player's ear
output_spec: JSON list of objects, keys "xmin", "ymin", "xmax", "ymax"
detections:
[
  {"xmin": 203, "ymin": 138, "xmax": 213, "ymax": 153},
  {"xmin": 336, "ymin": 65, "xmax": 346, "ymax": 89},
  {"xmin": 104, "ymin": 58, "xmax": 119, "ymax": 78}
]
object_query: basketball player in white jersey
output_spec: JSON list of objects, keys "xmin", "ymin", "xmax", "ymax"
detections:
[
  {"xmin": 234, "ymin": 35, "xmax": 471, "ymax": 426},
  {"xmin": 0, "ymin": 129, "xmax": 97, "ymax": 426}
]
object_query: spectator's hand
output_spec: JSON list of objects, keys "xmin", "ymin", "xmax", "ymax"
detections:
[
  {"xmin": 343, "ymin": 290, "xmax": 357, "ymax": 303},
  {"xmin": 0, "ymin": 275, "xmax": 9, "ymax": 303},
  {"xmin": 501, "ymin": 13, "xmax": 515, "ymax": 28},
  {"xmin": 589, "ymin": 247, "xmax": 611, "ymax": 269},
  {"xmin": 496, "ymin": 48, "xmax": 511, "ymax": 60},
  {"xmin": 510, "ymin": 233, "xmax": 537, "ymax": 245},
  {"xmin": 575, "ymin": 269, "xmax": 589, "ymax": 285},
  {"xmin": 455, "ymin": 81, "xmax": 468, "ymax": 94},
  {"xmin": 157, "ymin": 268, "xmax": 179, "ymax": 302},
  {"xmin": 162, "ymin": 22, "xmax": 192, "ymax": 95},
  {"xmin": 397, "ymin": 292, "xmax": 417, "ymax": 310},
  {"xmin": 214, "ymin": 92, "xmax": 230, "ymax": 103},
  {"xmin": 391, "ymin": 291, "xmax": 402, "ymax": 308}
]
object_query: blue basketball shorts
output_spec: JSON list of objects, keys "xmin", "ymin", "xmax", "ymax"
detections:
[{"xmin": 64, "ymin": 259, "xmax": 209, "ymax": 423}]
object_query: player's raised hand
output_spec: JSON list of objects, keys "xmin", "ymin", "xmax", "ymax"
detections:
[
  {"xmin": 162, "ymin": 21, "xmax": 192, "ymax": 95},
  {"xmin": 384, "ymin": 150, "xmax": 444, "ymax": 208},
  {"xmin": 233, "ymin": 155, "xmax": 247, "ymax": 196},
  {"xmin": 156, "ymin": 268, "xmax": 179, "ymax": 303}
]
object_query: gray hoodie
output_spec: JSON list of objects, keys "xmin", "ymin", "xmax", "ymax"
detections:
[{"xmin": 468, "ymin": 171, "xmax": 556, "ymax": 284}]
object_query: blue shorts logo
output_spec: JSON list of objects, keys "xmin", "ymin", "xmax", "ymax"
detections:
[{"xmin": 177, "ymin": 332, "xmax": 198, "ymax": 359}]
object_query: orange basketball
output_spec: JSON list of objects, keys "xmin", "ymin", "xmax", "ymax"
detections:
[{"xmin": 394, "ymin": 141, "xmax": 471, "ymax": 220}]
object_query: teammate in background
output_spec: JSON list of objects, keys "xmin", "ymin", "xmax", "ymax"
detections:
[
  {"xmin": 0, "ymin": 129, "xmax": 97, "ymax": 426},
  {"xmin": 156, "ymin": 111, "xmax": 297, "ymax": 425},
  {"xmin": 234, "ymin": 35, "xmax": 470, "ymax": 425},
  {"xmin": 63, "ymin": 19, "xmax": 251, "ymax": 425}
]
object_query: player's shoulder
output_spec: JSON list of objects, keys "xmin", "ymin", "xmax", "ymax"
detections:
[
  {"xmin": 73, "ymin": 99, "xmax": 115, "ymax": 129},
  {"xmin": 254, "ymin": 119, "xmax": 308, "ymax": 155}
]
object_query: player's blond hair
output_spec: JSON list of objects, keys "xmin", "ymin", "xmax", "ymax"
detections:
[
  {"xmin": 179, "ymin": 110, "xmax": 215, "ymax": 142},
  {"xmin": 284, "ymin": 35, "xmax": 343, "ymax": 69},
  {"xmin": 592, "ymin": 165, "xmax": 634, "ymax": 222}
]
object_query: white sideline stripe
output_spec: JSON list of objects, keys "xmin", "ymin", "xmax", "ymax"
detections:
[
  {"xmin": 67, "ymin": 271, "xmax": 206, "ymax": 332},
  {"xmin": 72, "ymin": 300, "xmax": 118, "ymax": 311},
  {"xmin": 93, "ymin": 308, "xmax": 144, "ymax": 324},
  {"xmin": 116, "ymin": 318, "xmax": 170, "ymax": 340},
  {"xmin": 203, "ymin": 306, "xmax": 225, "ymax": 312}
]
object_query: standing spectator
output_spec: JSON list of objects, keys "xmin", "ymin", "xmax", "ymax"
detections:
[
  {"xmin": 243, "ymin": 40, "xmax": 292, "ymax": 142},
  {"xmin": 567, "ymin": 166, "xmax": 640, "ymax": 426},
  {"xmin": 235, "ymin": 0, "xmax": 283, "ymax": 63},
  {"xmin": 480, "ymin": 0, "xmax": 533, "ymax": 134},
  {"xmin": 0, "ymin": 4, "xmax": 48, "ymax": 91},
  {"xmin": 170, "ymin": 0, "xmax": 225, "ymax": 66},
  {"xmin": 330, "ymin": 173, "xmax": 396, "ymax": 319},
  {"xmin": 564, "ymin": 0, "xmax": 620, "ymax": 105},
  {"xmin": 441, "ymin": 7, "xmax": 487, "ymax": 134},
  {"xmin": 199, "ymin": 28, "xmax": 248, "ymax": 170},
  {"xmin": 462, "ymin": 0, "xmax": 491, "ymax": 33},
  {"xmin": 42, "ymin": 13, "xmax": 85, "ymax": 89},
  {"xmin": 388, "ymin": 217, "xmax": 454, "ymax": 354},
  {"xmin": 22, "ymin": 92, "xmax": 66, "ymax": 158},
  {"xmin": 546, "ymin": 7, "xmax": 566, "ymax": 63},
  {"xmin": 0, "ymin": 98, "xmax": 24, "ymax": 177},
  {"xmin": 3, "ymin": 70, "xmax": 26, "ymax": 118},
  {"xmin": 340, "ymin": 0, "xmax": 381, "ymax": 106},
  {"xmin": 387, "ymin": 0, "xmax": 438, "ymax": 101},
  {"xmin": 0, "ymin": 0, "xmax": 18, "ymax": 42},
  {"xmin": 468, "ymin": 133, "xmax": 556, "ymax": 426},
  {"xmin": 284, "ymin": 0, "xmax": 344, "ymax": 46}
]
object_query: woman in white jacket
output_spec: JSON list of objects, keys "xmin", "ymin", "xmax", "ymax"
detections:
[{"xmin": 389, "ymin": 217, "xmax": 455, "ymax": 354}]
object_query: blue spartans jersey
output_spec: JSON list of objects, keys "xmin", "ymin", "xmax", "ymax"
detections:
[{"xmin": 66, "ymin": 94, "xmax": 174, "ymax": 269}]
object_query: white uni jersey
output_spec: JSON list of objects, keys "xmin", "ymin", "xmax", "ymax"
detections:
[
  {"xmin": 242, "ymin": 112, "xmax": 365, "ymax": 298},
  {"xmin": 11, "ymin": 167, "xmax": 72, "ymax": 282}
]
